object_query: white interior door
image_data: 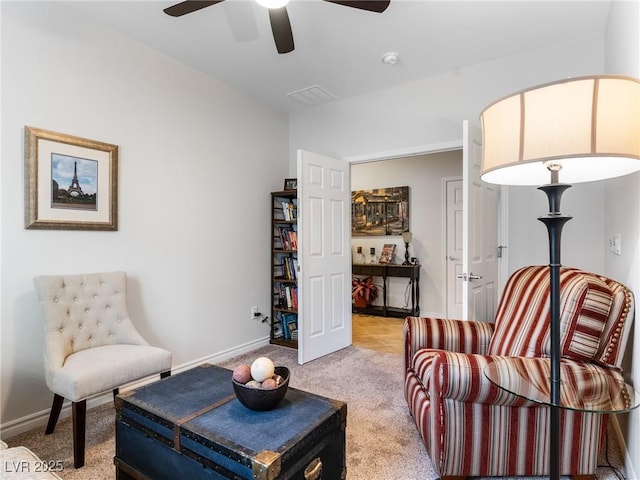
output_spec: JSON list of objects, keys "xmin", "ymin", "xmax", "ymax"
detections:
[
  {"xmin": 446, "ymin": 178, "xmax": 464, "ymax": 319},
  {"xmin": 461, "ymin": 121, "xmax": 500, "ymax": 322},
  {"xmin": 297, "ymin": 150, "xmax": 352, "ymax": 364}
]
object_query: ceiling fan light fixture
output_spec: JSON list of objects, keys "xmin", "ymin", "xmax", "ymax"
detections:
[
  {"xmin": 256, "ymin": 0, "xmax": 290, "ymax": 9},
  {"xmin": 164, "ymin": 0, "xmax": 391, "ymax": 55}
]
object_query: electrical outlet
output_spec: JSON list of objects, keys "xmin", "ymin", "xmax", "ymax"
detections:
[{"xmin": 251, "ymin": 306, "xmax": 259, "ymax": 319}]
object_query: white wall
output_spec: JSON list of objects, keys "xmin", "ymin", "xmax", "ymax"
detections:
[
  {"xmin": 289, "ymin": 35, "xmax": 607, "ymax": 281},
  {"xmin": 1, "ymin": 2, "xmax": 288, "ymax": 427},
  {"xmin": 603, "ymin": 0, "xmax": 640, "ymax": 474},
  {"xmin": 289, "ymin": 35, "xmax": 605, "ymax": 169},
  {"xmin": 351, "ymin": 151, "xmax": 462, "ymax": 316},
  {"xmin": 290, "ymin": 35, "xmax": 606, "ymax": 271},
  {"xmin": 507, "ymin": 182, "xmax": 606, "ymax": 273}
]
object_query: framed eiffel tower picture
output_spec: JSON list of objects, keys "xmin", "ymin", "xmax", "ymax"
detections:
[{"xmin": 24, "ymin": 126, "xmax": 118, "ymax": 230}]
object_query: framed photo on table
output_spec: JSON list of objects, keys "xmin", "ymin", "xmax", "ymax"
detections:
[
  {"xmin": 24, "ymin": 126, "xmax": 118, "ymax": 231},
  {"xmin": 379, "ymin": 244, "xmax": 397, "ymax": 264}
]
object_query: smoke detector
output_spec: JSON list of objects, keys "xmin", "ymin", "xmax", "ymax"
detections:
[{"xmin": 382, "ymin": 52, "xmax": 399, "ymax": 65}]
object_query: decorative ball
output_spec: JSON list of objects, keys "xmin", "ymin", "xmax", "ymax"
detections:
[
  {"xmin": 262, "ymin": 378, "xmax": 277, "ymax": 389},
  {"xmin": 251, "ymin": 357, "xmax": 275, "ymax": 382},
  {"xmin": 232, "ymin": 364, "xmax": 252, "ymax": 384},
  {"xmin": 232, "ymin": 366, "xmax": 290, "ymax": 411}
]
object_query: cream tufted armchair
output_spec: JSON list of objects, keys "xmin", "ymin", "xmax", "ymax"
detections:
[{"xmin": 33, "ymin": 271, "xmax": 172, "ymax": 468}]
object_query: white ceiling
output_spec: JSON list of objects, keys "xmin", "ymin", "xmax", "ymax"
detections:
[{"xmin": 64, "ymin": 0, "xmax": 612, "ymax": 114}]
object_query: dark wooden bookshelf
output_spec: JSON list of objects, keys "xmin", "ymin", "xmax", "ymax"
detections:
[{"xmin": 271, "ymin": 190, "xmax": 298, "ymax": 349}]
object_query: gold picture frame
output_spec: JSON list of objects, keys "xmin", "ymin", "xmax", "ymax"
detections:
[{"xmin": 24, "ymin": 126, "xmax": 118, "ymax": 230}]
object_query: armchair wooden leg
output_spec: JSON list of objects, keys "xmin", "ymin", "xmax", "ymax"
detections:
[
  {"xmin": 45, "ymin": 394, "xmax": 64, "ymax": 435},
  {"xmin": 572, "ymin": 476, "xmax": 595, "ymax": 480},
  {"xmin": 72, "ymin": 400, "xmax": 87, "ymax": 468}
]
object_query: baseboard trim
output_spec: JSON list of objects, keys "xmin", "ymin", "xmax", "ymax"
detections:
[{"xmin": 0, "ymin": 337, "xmax": 270, "ymax": 439}]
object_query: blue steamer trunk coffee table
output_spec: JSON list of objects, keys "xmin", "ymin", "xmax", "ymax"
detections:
[{"xmin": 115, "ymin": 364, "xmax": 347, "ymax": 480}]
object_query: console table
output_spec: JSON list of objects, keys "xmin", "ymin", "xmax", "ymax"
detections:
[{"xmin": 352, "ymin": 264, "xmax": 420, "ymax": 318}]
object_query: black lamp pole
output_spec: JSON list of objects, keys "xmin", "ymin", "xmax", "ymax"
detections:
[{"xmin": 537, "ymin": 169, "xmax": 572, "ymax": 480}]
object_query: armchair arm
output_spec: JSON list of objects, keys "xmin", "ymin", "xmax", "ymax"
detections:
[
  {"xmin": 412, "ymin": 350, "xmax": 532, "ymax": 406},
  {"xmin": 412, "ymin": 350, "xmax": 629, "ymax": 410},
  {"xmin": 485, "ymin": 356, "xmax": 631, "ymax": 412},
  {"xmin": 404, "ymin": 316, "xmax": 494, "ymax": 373}
]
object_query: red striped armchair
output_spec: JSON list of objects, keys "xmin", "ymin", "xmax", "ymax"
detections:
[{"xmin": 404, "ymin": 265, "xmax": 634, "ymax": 479}]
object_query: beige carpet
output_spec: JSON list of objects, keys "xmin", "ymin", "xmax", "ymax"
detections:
[
  {"xmin": 5, "ymin": 345, "xmax": 437, "ymax": 479},
  {"xmin": 4, "ymin": 345, "xmax": 626, "ymax": 480}
]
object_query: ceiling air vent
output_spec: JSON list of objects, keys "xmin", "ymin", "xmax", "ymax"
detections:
[{"xmin": 286, "ymin": 85, "xmax": 337, "ymax": 106}]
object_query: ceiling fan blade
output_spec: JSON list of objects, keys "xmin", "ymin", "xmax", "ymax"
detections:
[
  {"xmin": 163, "ymin": 0, "xmax": 225, "ymax": 17},
  {"xmin": 323, "ymin": 0, "xmax": 390, "ymax": 13},
  {"xmin": 268, "ymin": 7, "xmax": 295, "ymax": 54}
]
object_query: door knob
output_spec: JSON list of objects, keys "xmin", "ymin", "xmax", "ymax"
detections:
[
  {"xmin": 448, "ymin": 256, "xmax": 459, "ymax": 261},
  {"xmin": 457, "ymin": 272, "xmax": 482, "ymax": 281}
]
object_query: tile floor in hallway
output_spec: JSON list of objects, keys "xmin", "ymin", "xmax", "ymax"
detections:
[{"xmin": 352, "ymin": 313, "xmax": 405, "ymax": 354}]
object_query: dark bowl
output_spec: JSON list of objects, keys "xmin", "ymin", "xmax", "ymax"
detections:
[{"xmin": 232, "ymin": 366, "xmax": 290, "ymax": 411}]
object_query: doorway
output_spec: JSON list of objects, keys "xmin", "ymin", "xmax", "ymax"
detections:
[
  {"xmin": 349, "ymin": 149, "xmax": 463, "ymax": 322},
  {"xmin": 352, "ymin": 313, "xmax": 404, "ymax": 354}
]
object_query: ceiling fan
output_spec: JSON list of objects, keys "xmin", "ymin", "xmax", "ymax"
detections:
[{"xmin": 163, "ymin": 0, "xmax": 390, "ymax": 54}]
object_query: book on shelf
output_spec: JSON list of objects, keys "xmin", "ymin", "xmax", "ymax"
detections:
[
  {"xmin": 379, "ymin": 244, "xmax": 397, "ymax": 264},
  {"xmin": 285, "ymin": 257, "xmax": 298, "ymax": 280},
  {"xmin": 288, "ymin": 230, "xmax": 298, "ymax": 250},
  {"xmin": 281, "ymin": 285, "xmax": 298, "ymax": 309},
  {"xmin": 285, "ymin": 286, "xmax": 293, "ymax": 308},
  {"xmin": 278, "ymin": 227, "xmax": 289, "ymax": 250},
  {"xmin": 281, "ymin": 313, "xmax": 297, "ymax": 340},
  {"xmin": 274, "ymin": 257, "xmax": 298, "ymax": 280},
  {"xmin": 280, "ymin": 201, "xmax": 297, "ymax": 222},
  {"xmin": 272, "ymin": 317, "xmax": 284, "ymax": 339},
  {"xmin": 277, "ymin": 227, "xmax": 297, "ymax": 251},
  {"xmin": 289, "ymin": 322, "xmax": 298, "ymax": 341},
  {"xmin": 281, "ymin": 313, "xmax": 289, "ymax": 339},
  {"xmin": 276, "ymin": 287, "xmax": 287, "ymax": 308},
  {"xmin": 291, "ymin": 286, "xmax": 298, "ymax": 309},
  {"xmin": 276, "ymin": 257, "xmax": 295, "ymax": 280}
]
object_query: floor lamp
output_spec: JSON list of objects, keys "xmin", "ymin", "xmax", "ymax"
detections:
[{"xmin": 479, "ymin": 75, "xmax": 640, "ymax": 480}]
